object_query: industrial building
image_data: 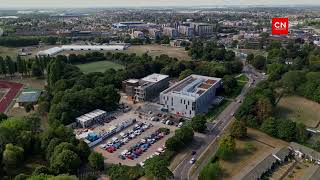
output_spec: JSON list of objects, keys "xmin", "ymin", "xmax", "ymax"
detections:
[
  {"xmin": 132, "ymin": 74, "xmax": 169, "ymax": 102},
  {"xmin": 37, "ymin": 44, "xmax": 127, "ymax": 56},
  {"xmin": 76, "ymin": 109, "xmax": 107, "ymax": 128},
  {"xmin": 163, "ymin": 27, "xmax": 178, "ymax": 39},
  {"xmin": 160, "ymin": 75, "xmax": 222, "ymax": 118}
]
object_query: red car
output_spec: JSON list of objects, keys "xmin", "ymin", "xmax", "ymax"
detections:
[
  {"xmin": 135, "ymin": 149, "xmax": 142, "ymax": 155},
  {"xmin": 126, "ymin": 154, "xmax": 134, "ymax": 160},
  {"xmin": 106, "ymin": 148, "xmax": 114, "ymax": 153}
]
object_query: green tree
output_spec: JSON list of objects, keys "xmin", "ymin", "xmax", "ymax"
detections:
[
  {"xmin": 191, "ymin": 115, "xmax": 207, "ymax": 133},
  {"xmin": 144, "ymin": 156, "xmax": 173, "ymax": 180},
  {"xmin": 50, "ymin": 149, "xmax": 81, "ymax": 174},
  {"xmin": 77, "ymin": 140, "xmax": 91, "ymax": 162},
  {"xmin": 17, "ymin": 55, "xmax": 24, "ymax": 75},
  {"xmin": 3, "ymin": 144, "xmax": 24, "ymax": 171},
  {"xmin": 229, "ymin": 120, "xmax": 247, "ymax": 139},
  {"xmin": 5, "ymin": 56, "xmax": 16, "ymax": 75},
  {"xmin": 0, "ymin": 112, "xmax": 8, "ymax": 122},
  {"xmin": 88, "ymin": 152, "xmax": 104, "ymax": 170},
  {"xmin": 260, "ymin": 117, "xmax": 278, "ymax": 137},
  {"xmin": 0, "ymin": 56, "xmax": 7, "ymax": 75},
  {"xmin": 282, "ymin": 71, "xmax": 306, "ymax": 92},
  {"xmin": 179, "ymin": 69, "xmax": 193, "ymax": 80},
  {"xmin": 222, "ymin": 75, "xmax": 237, "ymax": 94},
  {"xmin": 199, "ymin": 162, "xmax": 223, "ymax": 180},
  {"xmin": 295, "ymin": 123, "xmax": 308, "ymax": 143},
  {"xmin": 251, "ymin": 55, "xmax": 266, "ymax": 70},
  {"xmin": 277, "ymin": 119, "xmax": 296, "ymax": 141},
  {"xmin": 216, "ymin": 135, "xmax": 236, "ymax": 160}
]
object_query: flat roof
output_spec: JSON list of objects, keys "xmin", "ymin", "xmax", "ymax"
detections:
[
  {"xmin": 17, "ymin": 91, "xmax": 41, "ymax": 103},
  {"xmin": 76, "ymin": 109, "xmax": 107, "ymax": 123},
  {"xmin": 141, "ymin": 73, "xmax": 169, "ymax": 83},
  {"xmin": 161, "ymin": 74, "xmax": 221, "ymax": 99}
]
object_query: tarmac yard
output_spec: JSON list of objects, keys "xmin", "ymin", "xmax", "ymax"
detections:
[{"xmin": 92, "ymin": 105, "xmax": 178, "ymax": 166}]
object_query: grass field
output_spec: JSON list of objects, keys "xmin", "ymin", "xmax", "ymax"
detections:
[
  {"xmin": 276, "ymin": 95, "xmax": 320, "ymax": 128},
  {"xmin": 219, "ymin": 128, "xmax": 288, "ymax": 179},
  {"xmin": 76, "ymin": 61, "xmax": 125, "ymax": 73}
]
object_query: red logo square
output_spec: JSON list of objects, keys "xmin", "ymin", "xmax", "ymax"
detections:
[{"xmin": 272, "ymin": 18, "xmax": 289, "ymax": 35}]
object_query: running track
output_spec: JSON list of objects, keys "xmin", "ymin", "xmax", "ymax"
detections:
[{"xmin": 0, "ymin": 81, "xmax": 23, "ymax": 112}]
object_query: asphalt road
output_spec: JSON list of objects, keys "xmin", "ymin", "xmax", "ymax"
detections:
[{"xmin": 173, "ymin": 64, "xmax": 266, "ymax": 180}]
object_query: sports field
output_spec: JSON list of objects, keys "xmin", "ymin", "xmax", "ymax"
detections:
[
  {"xmin": 276, "ymin": 95, "xmax": 320, "ymax": 128},
  {"xmin": 76, "ymin": 61, "xmax": 125, "ymax": 73}
]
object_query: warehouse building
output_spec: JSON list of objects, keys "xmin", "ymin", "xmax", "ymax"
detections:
[
  {"xmin": 76, "ymin": 109, "xmax": 107, "ymax": 128},
  {"xmin": 37, "ymin": 44, "xmax": 127, "ymax": 56},
  {"xmin": 134, "ymin": 73, "xmax": 169, "ymax": 102},
  {"xmin": 160, "ymin": 75, "xmax": 221, "ymax": 118}
]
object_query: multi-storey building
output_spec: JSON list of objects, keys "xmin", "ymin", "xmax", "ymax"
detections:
[
  {"xmin": 160, "ymin": 75, "xmax": 221, "ymax": 118},
  {"xmin": 163, "ymin": 27, "xmax": 178, "ymax": 39},
  {"xmin": 134, "ymin": 74, "xmax": 169, "ymax": 102}
]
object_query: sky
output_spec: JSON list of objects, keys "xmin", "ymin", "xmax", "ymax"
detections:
[{"xmin": 0, "ymin": 0, "xmax": 319, "ymax": 8}]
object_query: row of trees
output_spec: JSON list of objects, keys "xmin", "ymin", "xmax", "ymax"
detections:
[{"xmin": 0, "ymin": 56, "xmax": 48, "ymax": 77}]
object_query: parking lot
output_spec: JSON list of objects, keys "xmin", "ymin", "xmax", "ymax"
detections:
[{"xmin": 92, "ymin": 102, "xmax": 179, "ymax": 166}]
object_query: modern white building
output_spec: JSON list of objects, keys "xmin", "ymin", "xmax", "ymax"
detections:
[
  {"xmin": 76, "ymin": 109, "xmax": 107, "ymax": 128},
  {"xmin": 160, "ymin": 75, "xmax": 222, "ymax": 118},
  {"xmin": 37, "ymin": 44, "xmax": 128, "ymax": 56}
]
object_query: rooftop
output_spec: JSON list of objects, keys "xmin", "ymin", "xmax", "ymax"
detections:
[
  {"xmin": 141, "ymin": 73, "xmax": 169, "ymax": 83},
  {"xmin": 76, "ymin": 109, "xmax": 107, "ymax": 123},
  {"xmin": 161, "ymin": 74, "xmax": 221, "ymax": 99}
]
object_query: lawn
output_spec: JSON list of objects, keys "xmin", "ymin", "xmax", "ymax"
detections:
[
  {"xmin": 236, "ymin": 74, "xmax": 249, "ymax": 82},
  {"xmin": 276, "ymin": 95, "xmax": 320, "ymax": 128},
  {"xmin": 76, "ymin": 61, "xmax": 125, "ymax": 73},
  {"xmin": 218, "ymin": 128, "xmax": 288, "ymax": 179}
]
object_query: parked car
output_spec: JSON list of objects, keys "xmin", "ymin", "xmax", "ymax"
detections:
[
  {"xmin": 192, "ymin": 151, "xmax": 196, "ymax": 155},
  {"xmin": 178, "ymin": 122, "xmax": 183, "ymax": 128},
  {"xmin": 118, "ymin": 154, "xmax": 126, "ymax": 160}
]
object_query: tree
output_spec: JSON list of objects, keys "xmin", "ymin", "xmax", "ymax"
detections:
[
  {"xmin": 32, "ymin": 166, "xmax": 50, "ymax": 175},
  {"xmin": 282, "ymin": 71, "xmax": 306, "ymax": 92},
  {"xmin": 246, "ymin": 53, "xmax": 254, "ymax": 63},
  {"xmin": 88, "ymin": 152, "xmax": 104, "ymax": 170},
  {"xmin": 191, "ymin": 115, "xmax": 207, "ymax": 133},
  {"xmin": 216, "ymin": 135, "xmax": 236, "ymax": 160},
  {"xmin": 78, "ymin": 140, "xmax": 91, "ymax": 162},
  {"xmin": 5, "ymin": 56, "xmax": 16, "ymax": 75},
  {"xmin": 24, "ymin": 103, "xmax": 34, "ymax": 113},
  {"xmin": 0, "ymin": 56, "xmax": 7, "ymax": 75},
  {"xmin": 144, "ymin": 156, "xmax": 173, "ymax": 180},
  {"xmin": 251, "ymin": 55, "xmax": 266, "ymax": 70},
  {"xmin": 256, "ymin": 97, "xmax": 273, "ymax": 124},
  {"xmin": 0, "ymin": 112, "xmax": 8, "ymax": 122},
  {"xmin": 260, "ymin": 117, "xmax": 278, "ymax": 137},
  {"xmin": 229, "ymin": 120, "xmax": 247, "ymax": 139},
  {"xmin": 277, "ymin": 119, "xmax": 296, "ymax": 141},
  {"xmin": 199, "ymin": 162, "xmax": 223, "ymax": 180},
  {"xmin": 3, "ymin": 144, "xmax": 24, "ymax": 171},
  {"xmin": 179, "ymin": 69, "xmax": 193, "ymax": 80},
  {"xmin": 50, "ymin": 149, "xmax": 81, "ymax": 174},
  {"xmin": 222, "ymin": 75, "xmax": 237, "ymax": 94},
  {"xmin": 17, "ymin": 56, "xmax": 24, "ymax": 75},
  {"xmin": 295, "ymin": 123, "xmax": 308, "ymax": 143},
  {"xmin": 31, "ymin": 59, "xmax": 43, "ymax": 77}
]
